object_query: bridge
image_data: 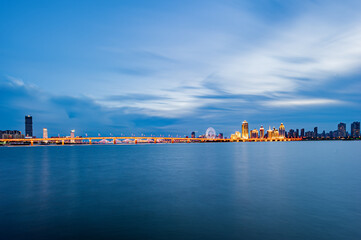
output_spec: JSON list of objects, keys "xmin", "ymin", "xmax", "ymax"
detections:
[{"xmin": 0, "ymin": 136, "xmax": 302, "ymax": 145}]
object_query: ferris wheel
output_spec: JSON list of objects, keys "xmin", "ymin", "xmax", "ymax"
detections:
[{"xmin": 205, "ymin": 127, "xmax": 216, "ymax": 139}]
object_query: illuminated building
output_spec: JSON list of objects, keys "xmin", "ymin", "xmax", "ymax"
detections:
[
  {"xmin": 70, "ymin": 130, "xmax": 75, "ymax": 143},
  {"xmin": 267, "ymin": 127, "xmax": 272, "ymax": 139},
  {"xmin": 251, "ymin": 129, "xmax": 259, "ymax": 138},
  {"xmin": 25, "ymin": 115, "xmax": 33, "ymax": 137},
  {"xmin": 43, "ymin": 128, "xmax": 48, "ymax": 139},
  {"xmin": 272, "ymin": 127, "xmax": 279, "ymax": 139},
  {"xmin": 296, "ymin": 129, "xmax": 299, "ymax": 138},
  {"xmin": 338, "ymin": 122, "xmax": 346, "ymax": 138},
  {"xmin": 242, "ymin": 120, "xmax": 249, "ymax": 139},
  {"xmin": 314, "ymin": 127, "xmax": 318, "ymax": 138},
  {"xmin": 218, "ymin": 133, "xmax": 223, "ymax": 139},
  {"xmin": 191, "ymin": 132, "xmax": 196, "ymax": 138},
  {"xmin": 231, "ymin": 131, "xmax": 241, "ymax": 141},
  {"xmin": 279, "ymin": 123, "xmax": 285, "ymax": 138},
  {"xmin": 351, "ymin": 122, "xmax": 360, "ymax": 138},
  {"xmin": 259, "ymin": 126, "xmax": 264, "ymax": 138}
]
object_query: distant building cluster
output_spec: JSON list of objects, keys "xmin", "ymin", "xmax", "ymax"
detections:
[
  {"xmin": 1, "ymin": 115, "xmax": 360, "ymax": 143},
  {"xmin": 0, "ymin": 130, "xmax": 24, "ymax": 139},
  {"xmin": 287, "ymin": 121, "xmax": 360, "ymax": 139},
  {"xmin": 230, "ymin": 121, "xmax": 287, "ymax": 141}
]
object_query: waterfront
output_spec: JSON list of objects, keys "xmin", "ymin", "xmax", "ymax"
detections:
[{"xmin": 1, "ymin": 142, "xmax": 361, "ymax": 239}]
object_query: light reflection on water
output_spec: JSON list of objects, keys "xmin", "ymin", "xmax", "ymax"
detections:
[{"xmin": 1, "ymin": 142, "xmax": 361, "ymax": 240}]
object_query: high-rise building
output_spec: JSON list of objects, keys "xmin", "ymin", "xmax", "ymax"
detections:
[
  {"xmin": 314, "ymin": 127, "xmax": 318, "ymax": 138},
  {"xmin": 338, "ymin": 122, "xmax": 346, "ymax": 138},
  {"xmin": 272, "ymin": 127, "xmax": 279, "ymax": 139},
  {"xmin": 259, "ymin": 126, "xmax": 265, "ymax": 139},
  {"xmin": 300, "ymin": 128, "xmax": 305, "ymax": 138},
  {"xmin": 218, "ymin": 133, "xmax": 223, "ymax": 139},
  {"xmin": 25, "ymin": 115, "xmax": 33, "ymax": 137},
  {"xmin": 251, "ymin": 129, "xmax": 259, "ymax": 139},
  {"xmin": 279, "ymin": 123, "xmax": 285, "ymax": 138},
  {"xmin": 267, "ymin": 127, "xmax": 272, "ymax": 139},
  {"xmin": 296, "ymin": 129, "xmax": 299, "ymax": 138},
  {"xmin": 288, "ymin": 129, "xmax": 294, "ymax": 138},
  {"xmin": 242, "ymin": 120, "xmax": 249, "ymax": 139},
  {"xmin": 43, "ymin": 128, "xmax": 48, "ymax": 139},
  {"xmin": 70, "ymin": 130, "xmax": 75, "ymax": 143},
  {"xmin": 191, "ymin": 132, "xmax": 196, "ymax": 138},
  {"xmin": 351, "ymin": 122, "xmax": 360, "ymax": 138}
]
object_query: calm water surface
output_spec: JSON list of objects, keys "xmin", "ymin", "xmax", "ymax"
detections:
[{"xmin": 1, "ymin": 142, "xmax": 361, "ymax": 240}]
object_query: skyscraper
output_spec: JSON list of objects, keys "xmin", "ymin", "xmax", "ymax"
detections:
[
  {"xmin": 351, "ymin": 122, "xmax": 360, "ymax": 138},
  {"xmin": 191, "ymin": 132, "xmax": 196, "ymax": 138},
  {"xmin": 259, "ymin": 126, "xmax": 265, "ymax": 139},
  {"xmin": 242, "ymin": 120, "xmax": 249, "ymax": 139},
  {"xmin": 70, "ymin": 130, "xmax": 75, "ymax": 143},
  {"xmin": 25, "ymin": 115, "xmax": 33, "ymax": 137},
  {"xmin": 267, "ymin": 127, "xmax": 272, "ymax": 139},
  {"xmin": 279, "ymin": 123, "xmax": 285, "ymax": 138},
  {"xmin": 43, "ymin": 128, "xmax": 48, "ymax": 139},
  {"xmin": 338, "ymin": 122, "xmax": 346, "ymax": 138},
  {"xmin": 314, "ymin": 127, "xmax": 318, "ymax": 138},
  {"xmin": 300, "ymin": 128, "xmax": 305, "ymax": 138},
  {"xmin": 251, "ymin": 129, "xmax": 259, "ymax": 139}
]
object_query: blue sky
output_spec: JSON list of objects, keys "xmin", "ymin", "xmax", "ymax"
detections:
[{"xmin": 1, "ymin": 0, "xmax": 361, "ymax": 137}]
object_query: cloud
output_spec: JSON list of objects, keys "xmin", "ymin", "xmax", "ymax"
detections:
[
  {"xmin": 91, "ymin": 0, "xmax": 361, "ymax": 118},
  {"xmin": 262, "ymin": 98, "xmax": 346, "ymax": 107},
  {"xmin": 2, "ymin": 0, "xmax": 361, "ymax": 134}
]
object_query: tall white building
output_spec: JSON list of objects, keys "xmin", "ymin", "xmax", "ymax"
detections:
[
  {"xmin": 70, "ymin": 130, "xmax": 75, "ymax": 143},
  {"xmin": 43, "ymin": 128, "xmax": 48, "ymax": 139}
]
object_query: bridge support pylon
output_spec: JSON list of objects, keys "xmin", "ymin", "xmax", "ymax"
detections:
[
  {"xmin": 62, "ymin": 140, "xmax": 64, "ymax": 145},
  {"xmin": 31, "ymin": 141, "xmax": 34, "ymax": 146}
]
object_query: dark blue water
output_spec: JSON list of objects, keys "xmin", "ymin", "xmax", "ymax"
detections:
[{"xmin": 1, "ymin": 142, "xmax": 361, "ymax": 240}]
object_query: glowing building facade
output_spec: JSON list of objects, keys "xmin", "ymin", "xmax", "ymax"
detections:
[
  {"xmin": 251, "ymin": 129, "xmax": 259, "ymax": 139},
  {"xmin": 279, "ymin": 123, "xmax": 285, "ymax": 139},
  {"xmin": 70, "ymin": 130, "xmax": 75, "ymax": 143},
  {"xmin": 267, "ymin": 127, "xmax": 272, "ymax": 139},
  {"xmin": 259, "ymin": 126, "xmax": 264, "ymax": 139},
  {"xmin": 242, "ymin": 120, "xmax": 249, "ymax": 139},
  {"xmin": 230, "ymin": 121, "xmax": 288, "ymax": 141},
  {"xmin": 43, "ymin": 128, "xmax": 48, "ymax": 139}
]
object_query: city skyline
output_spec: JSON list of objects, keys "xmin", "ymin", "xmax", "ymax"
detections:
[
  {"xmin": 1, "ymin": 0, "xmax": 361, "ymax": 135},
  {"xmin": 1, "ymin": 115, "xmax": 360, "ymax": 140}
]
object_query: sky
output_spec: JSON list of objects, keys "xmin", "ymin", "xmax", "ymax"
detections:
[{"xmin": 1, "ymin": 0, "xmax": 361, "ymax": 137}]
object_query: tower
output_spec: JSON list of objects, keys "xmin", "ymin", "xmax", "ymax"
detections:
[
  {"xmin": 43, "ymin": 128, "xmax": 48, "ymax": 139},
  {"xmin": 25, "ymin": 115, "xmax": 33, "ymax": 137},
  {"xmin": 242, "ymin": 120, "xmax": 249, "ymax": 139},
  {"xmin": 338, "ymin": 123, "xmax": 346, "ymax": 138},
  {"xmin": 259, "ymin": 126, "xmax": 265, "ymax": 139},
  {"xmin": 279, "ymin": 123, "xmax": 285, "ymax": 139},
  {"xmin": 351, "ymin": 122, "xmax": 360, "ymax": 138}
]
